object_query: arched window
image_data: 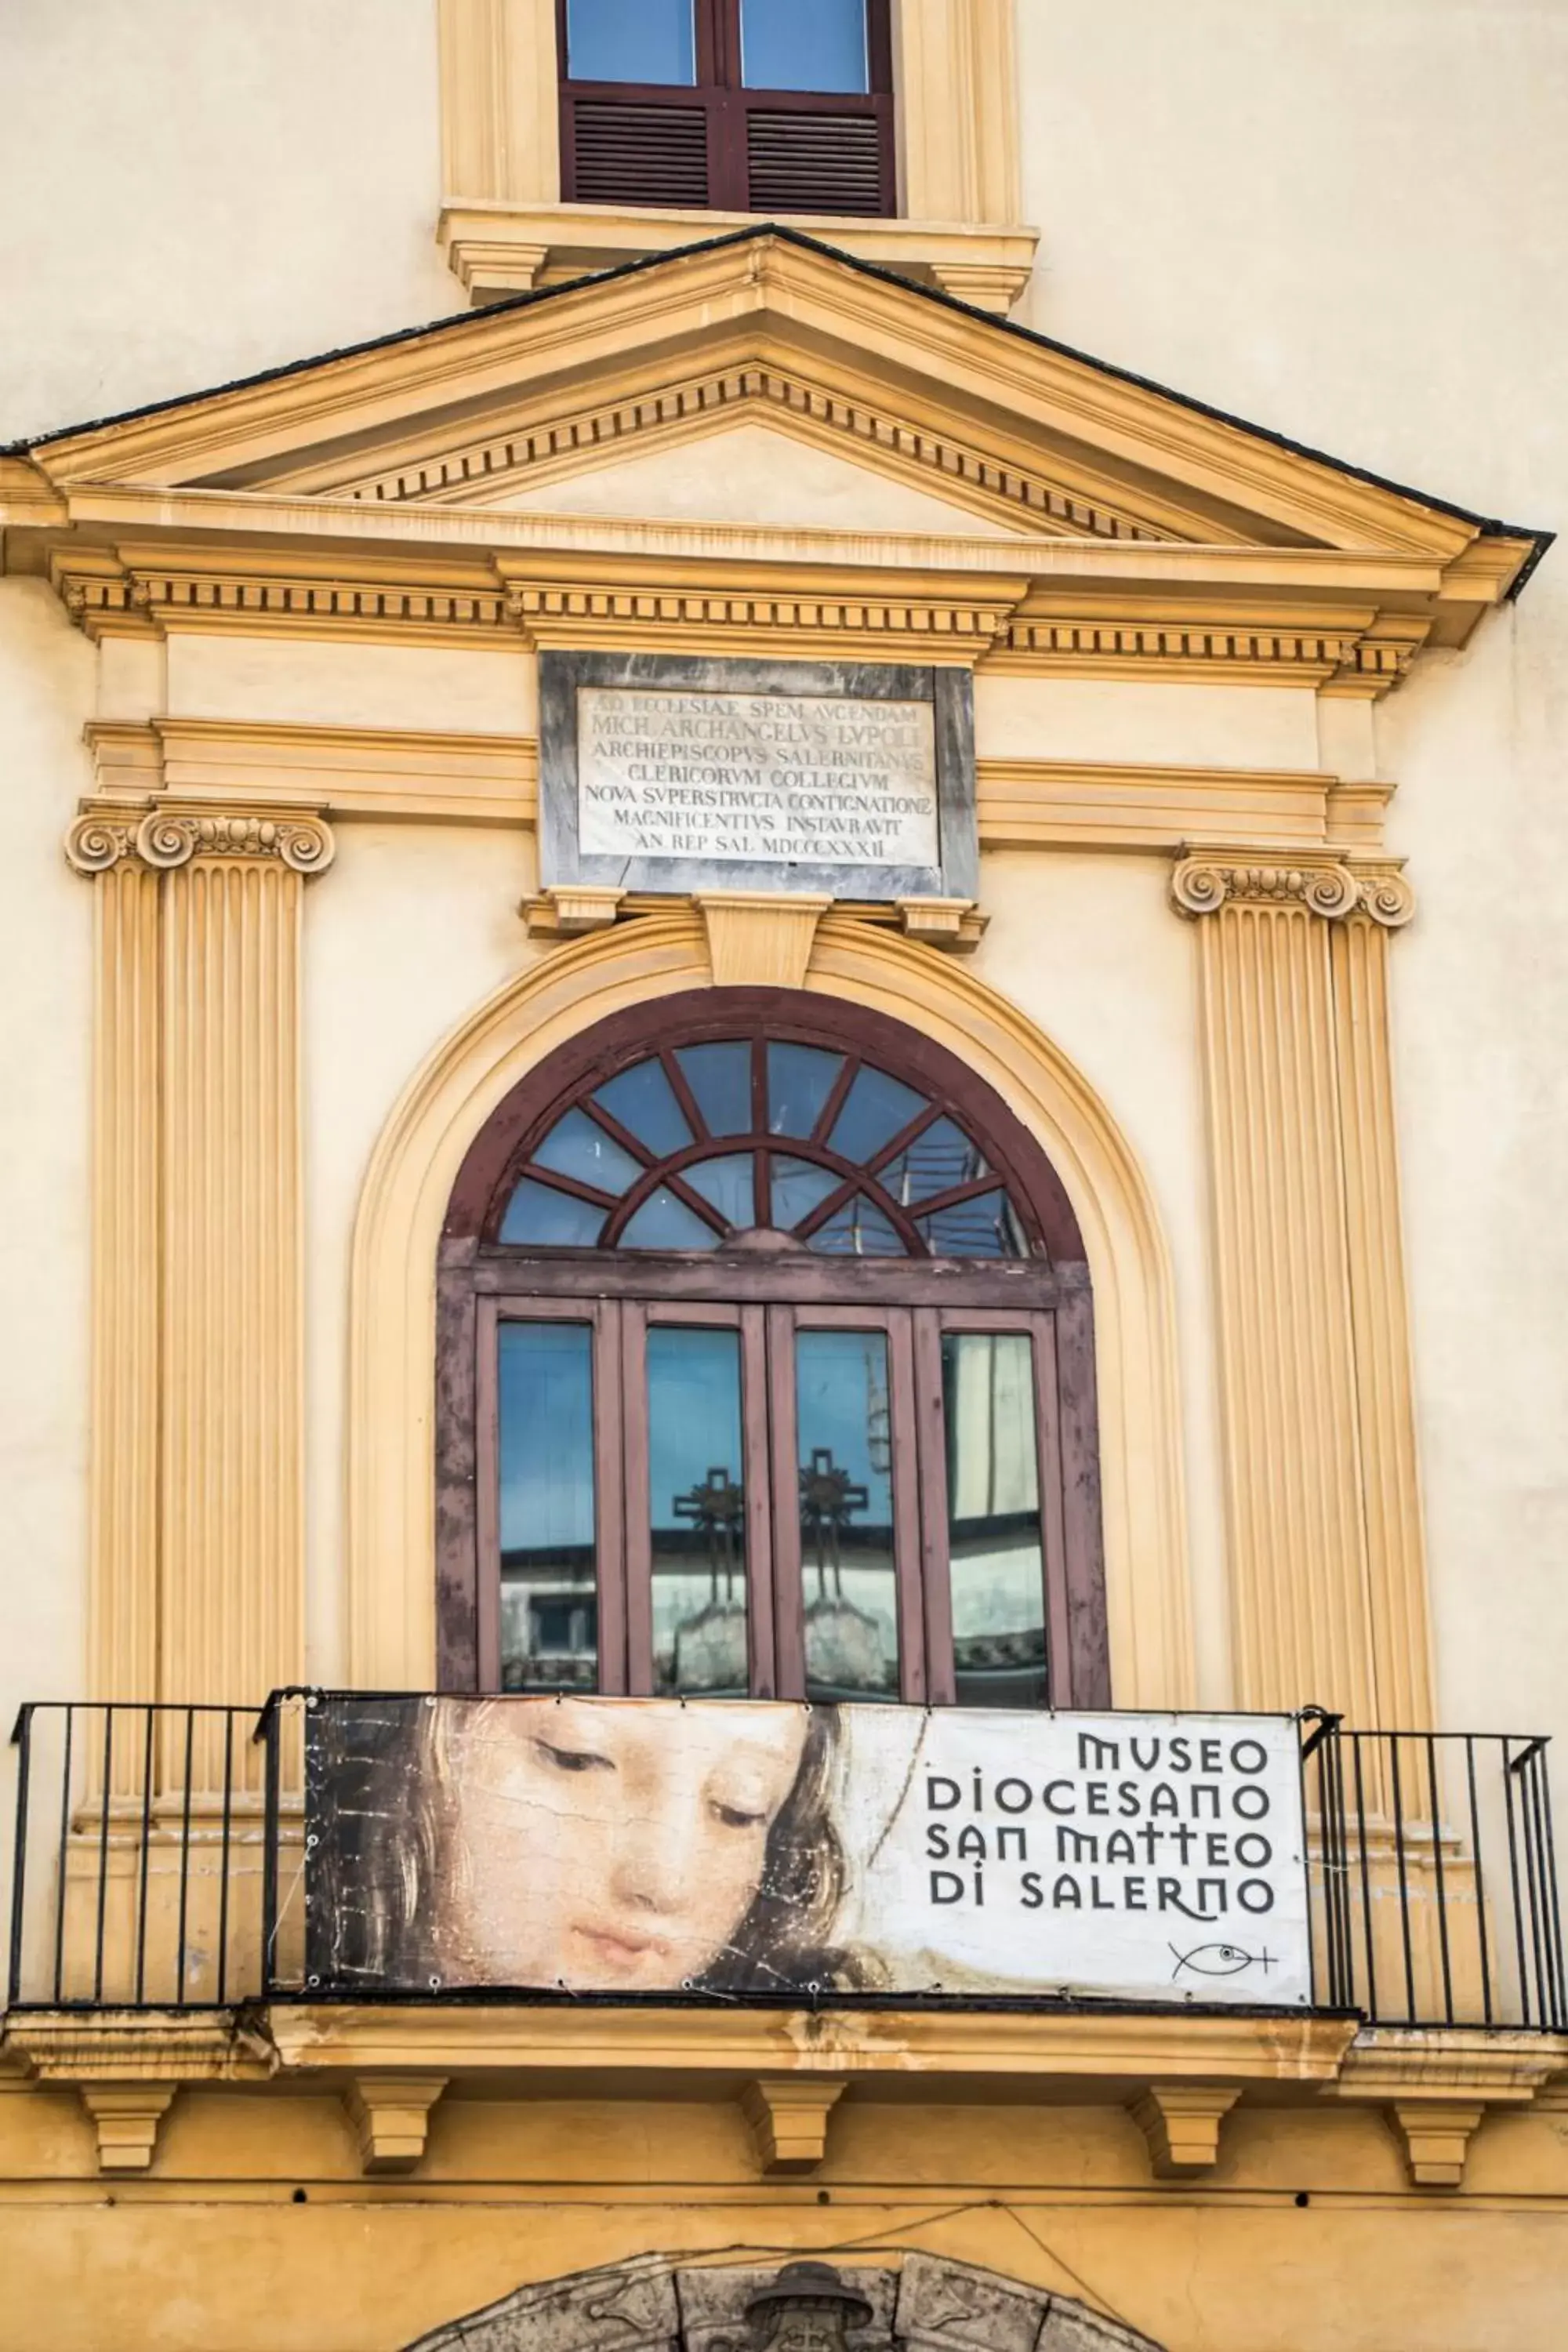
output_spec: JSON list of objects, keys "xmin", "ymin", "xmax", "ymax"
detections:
[{"xmin": 438, "ymin": 993, "xmax": 1105, "ymax": 1709}]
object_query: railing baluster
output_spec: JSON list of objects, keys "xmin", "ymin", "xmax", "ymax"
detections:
[
  {"xmin": 1501, "ymin": 1737, "xmax": 1532, "ymax": 2027},
  {"xmin": 92, "ymin": 1708, "xmax": 113, "ymax": 2005},
  {"xmin": 174, "ymin": 1709, "xmax": 195, "ymax": 2007},
  {"xmin": 1538, "ymin": 1748, "xmax": 1567, "ymax": 2031},
  {"xmin": 51, "ymin": 1706, "xmax": 72, "ymax": 2005},
  {"xmin": 1352, "ymin": 1733, "xmax": 1377, "ymax": 2020},
  {"xmin": 133, "ymin": 1706, "xmax": 155, "ymax": 2006},
  {"xmin": 8, "ymin": 1705, "xmax": 33, "ymax": 2008},
  {"xmin": 1425, "ymin": 1733, "xmax": 1454, "ymax": 2025},
  {"xmin": 216, "ymin": 1710, "xmax": 236, "ymax": 2008},
  {"xmin": 1465, "ymin": 1735, "xmax": 1493, "ymax": 2029},
  {"xmin": 1388, "ymin": 1736, "xmax": 1417, "ymax": 2023}
]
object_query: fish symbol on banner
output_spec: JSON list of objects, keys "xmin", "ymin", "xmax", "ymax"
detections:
[{"xmin": 1169, "ymin": 1940, "xmax": 1276, "ymax": 1980}]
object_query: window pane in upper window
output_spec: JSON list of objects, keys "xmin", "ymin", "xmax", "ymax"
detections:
[
  {"xmin": 532, "ymin": 1106, "xmax": 644, "ymax": 1196},
  {"xmin": 741, "ymin": 0, "xmax": 869, "ymax": 92},
  {"xmin": 619, "ymin": 1185, "xmax": 720, "ymax": 1250},
  {"xmin": 566, "ymin": 0, "xmax": 696, "ymax": 85},
  {"xmin": 681, "ymin": 1152, "xmax": 757, "ymax": 1228},
  {"xmin": 942, "ymin": 1332, "xmax": 1047, "ymax": 1707},
  {"xmin": 917, "ymin": 1191, "xmax": 1027, "ymax": 1259},
  {"xmin": 795, "ymin": 1329, "xmax": 898, "ymax": 1699},
  {"xmin": 498, "ymin": 1323, "xmax": 599, "ymax": 1693},
  {"xmin": 807, "ymin": 1196, "xmax": 906, "ymax": 1256},
  {"xmin": 676, "ymin": 1040, "xmax": 753, "ymax": 1135},
  {"xmin": 827, "ymin": 1064, "xmax": 927, "ymax": 1162},
  {"xmin": 768, "ymin": 1042, "xmax": 844, "ymax": 1139},
  {"xmin": 499, "ymin": 1179, "xmax": 607, "ymax": 1247},
  {"xmin": 593, "ymin": 1058, "xmax": 693, "ymax": 1156},
  {"xmin": 879, "ymin": 1116, "xmax": 985, "ymax": 1207},
  {"xmin": 648, "ymin": 1327, "xmax": 749, "ymax": 1695},
  {"xmin": 770, "ymin": 1155, "xmax": 843, "ymax": 1230}
]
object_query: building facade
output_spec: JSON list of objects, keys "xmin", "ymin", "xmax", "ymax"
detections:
[{"xmin": 2, "ymin": 5, "xmax": 1566, "ymax": 2347}]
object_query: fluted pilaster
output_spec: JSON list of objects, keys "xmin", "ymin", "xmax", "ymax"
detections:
[
  {"xmin": 67, "ymin": 804, "xmax": 332, "ymax": 1766},
  {"xmin": 1173, "ymin": 852, "xmax": 1425, "ymax": 1726}
]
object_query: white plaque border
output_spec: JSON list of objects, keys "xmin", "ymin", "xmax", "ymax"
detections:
[{"xmin": 539, "ymin": 652, "xmax": 977, "ymax": 903}]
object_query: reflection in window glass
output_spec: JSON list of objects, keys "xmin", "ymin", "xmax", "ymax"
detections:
[
  {"xmin": 879, "ymin": 1116, "xmax": 984, "ymax": 1206},
  {"xmin": 768, "ymin": 1042, "xmax": 844, "ymax": 1138},
  {"xmin": 942, "ymin": 1333, "xmax": 1047, "ymax": 1707},
  {"xmin": 499, "ymin": 1180, "xmax": 607, "ymax": 1247},
  {"xmin": 648, "ymin": 1327, "xmax": 748, "ymax": 1694},
  {"xmin": 619, "ymin": 1186, "xmax": 720, "ymax": 1250},
  {"xmin": 593, "ymin": 1058, "xmax": 692, "ymax": 1156},
  {"xmin": 827, "ymin": 1064, "xmax": 926, "ymax": 1162},
  {"xmin": 681, "ymin": 1152, "xmax": 757, "ymax": 1228},
  {"xmin": 918, "ymin": 1192, "xmax": 1027, "ymax": 1260},
  {"xmin": 567, "ymin": 0, "xmax": 695, "ymax": 84},
  {"xmin": 498, "ymin": 1323, "xmax": 598, "ymax": 1691},
  {"xmin": 794, "ymin": 1329, "xmax": 898, "ymax": 1699},
  {"xmin": 770, "ymin": 1155, "xmax": 843, "ymax": 1231},
  {"xmin": 532, "ymin": 1106, "xmax": 644, "ymax": 1196},
  {"xmin": 808, "ymin": 1196, "xmax": 905, "ymax": 1256},
  {"xmin": 677, "ymin": 1040, "xmax": 753, "ymax": 1136},
  {"xmin": 741, "ymin": 0, "xmax": 869, "ymax": 92}
]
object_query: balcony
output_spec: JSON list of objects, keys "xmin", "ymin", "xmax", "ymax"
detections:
[{"xmin": 3, "ymin": 1697, "xmax": 1565, "ymax": 2183}]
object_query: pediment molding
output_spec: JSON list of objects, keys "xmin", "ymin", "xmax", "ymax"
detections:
[{"xmin": 4, "ymin": 231, "xmax": 1543, "ymax": 692}]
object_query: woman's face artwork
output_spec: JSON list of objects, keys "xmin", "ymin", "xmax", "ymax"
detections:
[{"xmin": 445, "ymin": 1699, "xmax": 811, "ymax": 1990}]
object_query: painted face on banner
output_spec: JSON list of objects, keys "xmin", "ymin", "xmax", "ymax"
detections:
[{"xmin": 446, "ymin": 1699, "xmax": 811, "ymax": 1991}]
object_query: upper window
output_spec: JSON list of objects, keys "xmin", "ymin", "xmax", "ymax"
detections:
[
  {"xmin": 438, "ymin": 995, "xmax": 1106, "ymax": 1716},
  {"xmin": 558, "ymin": 0, "xmax": 895, "ymax": 216}
]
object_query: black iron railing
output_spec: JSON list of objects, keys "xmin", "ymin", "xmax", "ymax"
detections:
[
  {"xmin": 5, "ymin": 1697, "xmax": 1565, "ymax": 2027},
  {"xmin": 1301, "ymin": 1715, "xmax": 1566, "ymax": 2031}
]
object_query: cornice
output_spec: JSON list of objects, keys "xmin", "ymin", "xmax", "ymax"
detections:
[
  {"xmin": 1171, "ymin": 851, "xmax": 1416, "ymax": 927},
  {"xmin": 65, "ymin": 800, "xmax": 336, "ymax": 877},
  {"xmin": 31, "ymin": 528, "xmax": 1452, "ymax": 695}
]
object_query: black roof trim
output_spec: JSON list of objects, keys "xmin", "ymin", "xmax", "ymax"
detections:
[{"xmin": 4, "ymin": 222, "xmax": 1551, "ymax": 586}]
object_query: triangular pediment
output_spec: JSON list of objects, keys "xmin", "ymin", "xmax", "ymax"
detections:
[{"xmin": 2, "ymin": 227, "xmax": 1544, "ymax": 674}]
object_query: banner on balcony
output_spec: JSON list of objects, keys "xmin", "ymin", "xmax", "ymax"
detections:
[{"xmin": 304, "ymin": 1700, "xmax": 1312, "ymax": 2005}]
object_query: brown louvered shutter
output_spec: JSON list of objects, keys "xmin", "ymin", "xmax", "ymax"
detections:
[
  {"xmin": 566, "ymin": 100, "xmax": 711, "ymax": 209},
  {"xmin": 745, "ymin": 110, "xmax": 885, "ymax": 216}
]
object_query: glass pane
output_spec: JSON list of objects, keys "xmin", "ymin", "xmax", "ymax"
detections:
[
  {"xmin": 942, "ymin": 1333, "xmax": 1047, "ymax": 1708},
  {"xmin": 794, "ymin": 1330, "xmax": 899, "ymax": 1699},
  {"xmin": 741, "ymin": 0, "xmax": 868, "ymax": 92},
  {"xmin": 498, "ymin": 1323, "xmax": 599, "ymax": 1692},
  {"xmin": 532, "ymin": 1106, "xmax": 643, "ymax": 1196},
  {"xmin": 917, "ymin": 1191, "xmax": 1028, "ymax": 1259},
  {"xmin": 807, "ymin": 1196, "xmax": 906, "ymax": 1256},
  {"xmin": 593, "ymin": 1057, "xmax": 692, "ymax": 1156},
  {"xmin": 677, "ymin": 1040, "xmax": 753, "ymax": 1136},
  {"xmin": 770, "ymin": 1154, "xmax": 844, "ymax": 1230},
  {"xmin": 499, "ymin": 1178, "xmax": 607, "ymax": 1247},
  {"xmin": 768, "ymin": 1042, "xmax": 844, "ymax": 1139},
  {"xmin": 567, "ymin": 0, "xmax": 696, "ymax": 84},
  {"xmin": 681, "ymin": 1152, "xmax": 757, "ymax": 1228},
  {"xmin": 827, "ymin": 1064, "xmax": 927, "ymax": 1163},
  {"xmin": 648, "ymin": 1327, "xmax": 749, "ymax": 1695},
  {"xmin": 620, "ymin": 1185, "xmax": 720, "ymax": 1250},
  {"xmin": 879, "ymin": 1115, "xmax": 985, "ymax": 1207}
]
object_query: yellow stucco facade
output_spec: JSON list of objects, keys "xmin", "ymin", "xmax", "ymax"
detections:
[{"xmin": 2, "ymin": 6, "xmax": 1566, "ymax": 2347}]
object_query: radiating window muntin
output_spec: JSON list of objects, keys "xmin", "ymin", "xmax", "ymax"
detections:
[{"xmin": 493, "ymin": 1035, "xmax": 1033, "ymax": 1261}]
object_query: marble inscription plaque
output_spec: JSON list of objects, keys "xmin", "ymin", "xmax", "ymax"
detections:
[{"xmin": 577, "ymin": 686, "xmax": 940, "ymax": 869}]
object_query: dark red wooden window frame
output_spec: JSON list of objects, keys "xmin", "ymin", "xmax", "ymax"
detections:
[
  {"xmin": 556, "ymin": 0, "xmax": 897, "ymax": 217},
  {"xmin": 437, "ymin": 990, "xmax": 1107, "ymax": 1708}
]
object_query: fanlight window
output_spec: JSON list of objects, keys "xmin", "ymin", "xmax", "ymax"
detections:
[{"xmin": 496, "ymin": 1037, "xmax": 1030, "ymax": 1259}]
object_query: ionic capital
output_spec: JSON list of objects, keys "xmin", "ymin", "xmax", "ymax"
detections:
[
  {"xmin": 1171, "ymin": 853, "xmax": 1414, "ymax": 927},
  {"xmin": 66, "ymin": 804, "xmax": 336, "ymax": 877}
]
